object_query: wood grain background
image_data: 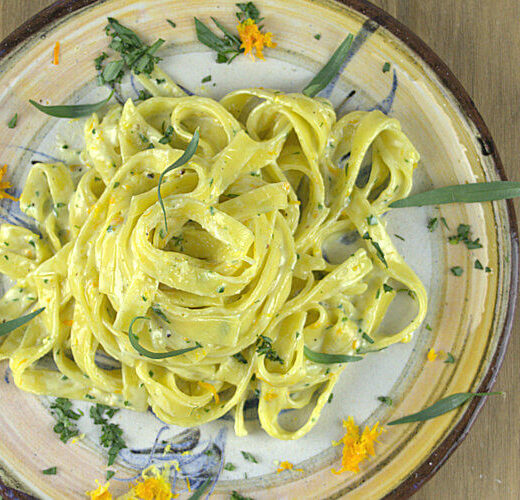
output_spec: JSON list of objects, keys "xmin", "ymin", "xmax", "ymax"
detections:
[{"xmin": 0, "ymin": 1, "xmax": 518, "ymax": 498}]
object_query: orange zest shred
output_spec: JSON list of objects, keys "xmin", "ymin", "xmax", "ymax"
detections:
[
  {"xmin": 63, "ymin": 319, "xmax": 74, "ymax": 327},
  {"xmin": 427, "ymin": 348, "xmax": 437, "ymax": 361},
  {"xmin": 264, "ymin": 391, "xmax": 277, "ymax": 401},
  {"xmin": 0, "ymin": 165, "xmax": 18, "ymax": 201},
  {"xmin": 53, "ymin": 42, "xmax": 60, "ymax": 65},
  {"xmin": 237, "ymin": 18, "xmax": 276, "ymax": 61},
  {"xmin": 332, "ymin": 417, "xmax": 383, "ymax": 474},
  {"xmin": 87, "ymin": 466, "xmax": 178, "ymax": 500},
  {"xmin": 133, "ymin": 476, "xmax": 173, "ymax": 500},
  {"xmin": 87, "ymin": 480, "xmax": 112, "ymax": 500},
  {"xmin": 198, "ymin": 381, "xmax": 220, "ymax": 404},
  {"xmin": 276, "ymin": 460, "xmax": 303, "ymax": 473}
]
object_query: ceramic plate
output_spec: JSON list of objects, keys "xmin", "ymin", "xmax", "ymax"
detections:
[{"xmin": 0, "ymin": 1, "xmax": 517, "ymax": 498}]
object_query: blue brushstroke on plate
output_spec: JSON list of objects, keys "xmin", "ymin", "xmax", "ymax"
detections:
[
  {"xmin": 0, "ymin": 197, "xmax": 41, "ymax": 236},
  {"xmin": 370, "ymin": 69, "xmax": 398, "ymax": 115},
  {"xmin": 8, "ymin": 146, "xmax": 62, "ymax": 163},
  {"xmin": 319, "ymin": 19, "xmax": 379, "ymax": 99},
  {"xmin": 117, "ymin": 425, "xmax": 226, "ymax": 497},
  {"xmin": 3, "ymin": 367, "xmax": 10, "ymax": 384}
]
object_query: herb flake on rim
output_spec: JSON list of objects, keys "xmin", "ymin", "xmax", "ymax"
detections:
[{"xmin": 7, "ymin": 113, "xmax": 17, "ymax": 128}]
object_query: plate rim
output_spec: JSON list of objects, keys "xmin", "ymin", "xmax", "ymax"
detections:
[{"xmin": 0, "ymin": 0, "xmax": 517, "ymax": 499}]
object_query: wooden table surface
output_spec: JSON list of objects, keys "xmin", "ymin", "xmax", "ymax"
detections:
[{"xmin": 0, "ymin": 1, "xmax": 518, "ymax": 498}]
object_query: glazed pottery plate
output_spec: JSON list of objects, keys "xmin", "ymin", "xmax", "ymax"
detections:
[{"xmin": 0, "ymin": 1, "xmax": 517, "ymax": 499}]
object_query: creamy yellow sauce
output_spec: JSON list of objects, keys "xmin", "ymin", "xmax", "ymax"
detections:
[{"xmin": 0, "ymin": 69, "xmax": 426, "ymax": 439}]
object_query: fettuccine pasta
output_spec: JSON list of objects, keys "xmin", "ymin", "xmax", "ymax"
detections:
[{"xmin": 0, "ymin": 73, "xmax": 426, "ymax": 439}]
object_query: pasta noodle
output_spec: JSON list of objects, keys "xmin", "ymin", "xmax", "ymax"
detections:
[{"xmin": 0, "ymin": 73, "xmax": 426, "ymax": 439}]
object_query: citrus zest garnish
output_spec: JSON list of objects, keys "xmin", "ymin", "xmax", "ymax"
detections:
[
  {"xmin": 53, "ymin": 42, "xmax": 60, "ymax": 65},
  {"xmin": 0, "ymin": 165, "xmax": 18, "ymax": 201},
  {"xmin": 198, "ymin": 381, "xmax": 220, "ymax": 404},
  {"xmin": 276, "ymin": 460, "xmax": 303, "ymax": 473},
  {"xmin": 237, "ymin": 19, "xmax": 276, "ymax": 61},
  {"xmin": 427, "ymin": 348, "xmax": 437, "ymax": 361},
  {"xmin": 332, "ymin": 416, "xmax": 383, "ymax": 474},
  {"xmin": 86, "ymin": 480, "xmax": 112, "ymax": 500}
]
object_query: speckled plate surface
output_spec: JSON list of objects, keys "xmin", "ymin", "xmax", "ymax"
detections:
[{"xmin": 0, "ymin": 1, "xmax": 517, "ymax": 499}]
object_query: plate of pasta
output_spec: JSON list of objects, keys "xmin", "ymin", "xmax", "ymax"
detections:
[{"xmin": 0, "ymin": 1, "xmax": 517, "ymax": 499}]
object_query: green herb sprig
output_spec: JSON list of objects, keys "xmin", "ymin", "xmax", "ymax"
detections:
[
  {"xmin": 302, "ymin": 33, "xmax": 354, "ymax": 97},
  {"xmin": 128, "ymin": 316, "xmax": 201, "ymax": 359},
  {"xmin": 390, "ymin": 182, "xmax": 520, "ymax": 208},
  {"xmin": 0, "ymin": 307, "xmax": 44, "ymax": 337},
  {"xmin": 42, "ymin": 467, "xmax": 57, "ymax": 475},
  {"xmin": 29, "ymin": 92, "xmax": 113, "ymax": 119},
  {"xmin": 158, "ymin": 129, "xmax": 199, "ymax": 231},
  {"xmin": 304, "ymin": 345, "xmax": 363, "ymax": 364},
  {"xmin": 388, "ymin": 392, "xmax": 502, "ymax": 425},
  {"xmin": 194, "ymin": 17, "xmax": 243, "ymax": 64}
]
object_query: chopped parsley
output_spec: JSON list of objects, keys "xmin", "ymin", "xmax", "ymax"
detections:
[
  {"xmin": 90, "ymin": 404, "xmax": 126, "ymax": 466},
  {"xmin": 42, "ymin": 467, "xmax": 57, "ymax": 475},
  {"xmin": 217, "ymin": 285, "xmax": 225, "ymax": 293},
  {"xmin": 362, "ymin": 333, "xmax": 374, "ymax": 344},
  {"xmin": 367, "ymin": 215, "xmax": 378, "ymax": 226},
  {"xmin": 362, "ymin": 232, "xmax": 388, "ymax": 267},
  {"xmin": 152, "ymin": 305, "xmax": 170, "ymax": 323},
  {"xmin": 444, "ymin": 352, "xmax": 455, "ymax": 364},
  {"xmin": 50, "ymin": 398, "xmax": 82, "ymax": 443},
  {"xmin": 427, "ymin": 217, "xmax": 439, "ymax": 232},
  {"xmin": 256, "ymin": 335, "xmax": 283, "ymax": 364},
  {"xmin": 241, "ymin": 450, "xmax": 258, "ymax": 463},
  {"xmin": 158, "ymin": 125, "xmax": 174, "ymax": 144},
  {"xmin": 167, "ymin": 19, "xmax": 176, "ymax": 28},
  {"xmin": 231, "ymin": 492, "xmax": 253, "ymax": 500},
  {"xmin": 377, "ymin": 396, "xmax": 393, "ymax": 406},
  {"xmin": 95, "ymin": 18, "xmax": 165, "ymax": 86},
  {"xmin": 90, "ymin": 403, "xmax": 118, "ymax": 424},
  {"xmin": 201, "ymin": 75, "xmax": 212, "ymax": 83},
  {"xmin": 394, "ymin": 234, "xmax": 405, "ymax": 241},
  {"xmin": 233, "ymin": 352, "xmax": 248, "ymax": 364},
  {"xmin": 236, "ymin": 2, "xmax": 263, "ymax": 24},
  {"xmin": 314, "ymin": 33, "xmax": 321, "ymax": 40},
  {"xmin": 383, "ymin": 283, "xmax": 393, "ymax": 293},
  {"xmin": 448, "ymin": 224, "xmax": 482, "ymax": 249},
  {"xmin": 106, "ymin": 470, "xmax": 115, "ymax": 480},
  {"xmin": 382, "ymin": 62, "xmax": 391, "ymax": 72},
  {"xmin": 7, "ymin": 113, "xmax": 18, "ymax": 129},
  {"xmin": 450, "ymin": 266, "xmax": 463, "ymax": 276},
  {"xmin": 328, "ymin": 393, "xmax": 334, "ymax": 403},
  {"xmin": 474, "ymin": 259, "xmax": 484, "ymax": 270},
  {"xmin": 224, "ymin": 462, "xmax": 236, "ymax": 471}
]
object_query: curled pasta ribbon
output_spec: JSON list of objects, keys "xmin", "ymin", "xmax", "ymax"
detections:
[{"xmin": 0, "ymin": 81, "xmax": 425, "ymax": 439}]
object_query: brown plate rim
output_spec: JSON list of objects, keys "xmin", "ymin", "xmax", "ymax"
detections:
[{"xmin": 0, "ymin": 1, "xmax": 518, "ymax": 499}]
